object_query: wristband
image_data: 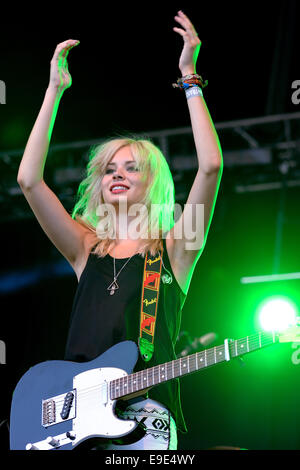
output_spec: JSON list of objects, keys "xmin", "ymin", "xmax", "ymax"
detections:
[{"xmin": 185, "ymin": 85, "xmax": 203, "ymax": 100}]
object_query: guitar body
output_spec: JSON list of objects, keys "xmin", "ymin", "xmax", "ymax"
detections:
[
  {"xmin": 10, "ymin": 341, "xmax": 139, "ymax": 450},
  {"xmin": 10, "ymin": 325, "xmax": 300, "ymax": 450}
]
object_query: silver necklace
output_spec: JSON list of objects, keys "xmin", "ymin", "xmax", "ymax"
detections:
[
  {"xmin": 107, "ymin": 254, "xmax": 135, "ymax": 295},
  {"xmin": 107, "ymin": 250, "xmax": 172, "ymax": 295}
]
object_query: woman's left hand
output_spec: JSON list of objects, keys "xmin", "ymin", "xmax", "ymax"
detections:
[{"xmin": 173, "ymin": 10, "xmax": 201, "ymax": 76}]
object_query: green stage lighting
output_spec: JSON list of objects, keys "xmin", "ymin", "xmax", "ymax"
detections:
[{"xmin": 258, "ymin": 296, "xmax": 298, "ymax": 332}]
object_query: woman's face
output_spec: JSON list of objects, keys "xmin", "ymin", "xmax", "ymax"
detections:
[{"xmin": 101, "ymin": 146, "xmax": 148, "ymax": 208}]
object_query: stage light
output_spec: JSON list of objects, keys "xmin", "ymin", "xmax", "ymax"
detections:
[{"xmin": 257, "ymin": 296, "xmax": 298, "ymax": 332}]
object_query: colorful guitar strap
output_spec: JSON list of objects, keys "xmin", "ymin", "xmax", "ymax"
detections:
[{"xmin": 138, "ymin": 245, "xmax": 163, "ymax": 362}]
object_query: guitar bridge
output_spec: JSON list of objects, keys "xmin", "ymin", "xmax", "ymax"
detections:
[
  {"xmin": 42, "ymin": 390, "xmax": 76, "ymax": 428},
  {"xmin": 42, "ymin": 399, "xmax": 56, "ymax": 426}
]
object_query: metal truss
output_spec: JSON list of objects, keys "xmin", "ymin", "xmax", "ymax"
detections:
[{"xmin": 1, "ymin": 112, "xmax": 300, "ymax": 222}]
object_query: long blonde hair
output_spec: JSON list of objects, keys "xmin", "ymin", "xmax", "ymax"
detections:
[{"xmin": 72, "ymin": 136, "xmax": 175, "ymax": 257}]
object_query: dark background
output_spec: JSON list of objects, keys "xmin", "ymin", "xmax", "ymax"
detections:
[{"xmin": 1, "ymin": 1, "xmax": 300, "ymax": 451}]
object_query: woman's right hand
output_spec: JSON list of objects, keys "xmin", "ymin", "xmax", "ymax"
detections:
[{"xmin": 49, "ymin": 39, "xmax": 80, "ymax": 93}]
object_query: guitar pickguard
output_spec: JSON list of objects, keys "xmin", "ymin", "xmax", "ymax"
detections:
[{"xmin": 72, "ymin": 367, "xmax": 137, "ymax": 447}]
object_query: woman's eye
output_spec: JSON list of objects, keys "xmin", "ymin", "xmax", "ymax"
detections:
[{"xmin": 104, "ymin": 165, "xmax": 139, "ymax": 174}]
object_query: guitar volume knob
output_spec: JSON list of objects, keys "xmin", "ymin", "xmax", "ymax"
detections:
[
  {"xmin": 26, "ymin": 443, "xmax": 39, "ymax": 450},
  {"xmin": 46, "ymin": 436, "xmax": 60, "ymax": 447}
]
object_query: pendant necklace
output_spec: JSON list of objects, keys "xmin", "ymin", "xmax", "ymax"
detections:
[{"xmin": 107, "ymin": 254, "xmax": 135, "ymax": 295}]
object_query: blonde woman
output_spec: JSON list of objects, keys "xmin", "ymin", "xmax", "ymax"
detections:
[{"xmin": 17, "ymin": 11, "xmax": 222, "ymax": 450}]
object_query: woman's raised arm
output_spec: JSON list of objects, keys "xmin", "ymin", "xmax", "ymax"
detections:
[
  {"xmin": 17, "ymin": 40, "xmax": 93, "ymax": 273},
  {"xmin": 167, "ymin": 11, "xmax": 223, "ymax": 294},
  {"xmin": 18, "ymin": 39, "xmax": 80, "ymax": 187}
]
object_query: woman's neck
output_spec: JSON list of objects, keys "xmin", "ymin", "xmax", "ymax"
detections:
[{"xmin": 108, "ymin": 238, "xmax": 145, "ymax": 258}]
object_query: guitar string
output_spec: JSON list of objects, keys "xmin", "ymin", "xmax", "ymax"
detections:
[
  {"xmin": 54, "ymin": 332, "xmax": 276, "ymax": 405},
  {"xmin": 50, "ymin": 333, "xmax": 278, "ymax": 408}
]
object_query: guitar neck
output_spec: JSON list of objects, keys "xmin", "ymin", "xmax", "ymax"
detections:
[{"xmin": 110, "ymin": 331, "xmax": 278, "ymax": 400}]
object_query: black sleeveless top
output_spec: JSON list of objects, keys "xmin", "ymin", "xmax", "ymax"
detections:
[{"xmin": 64, "ymin": 238, "xmax": 187, "ymax": 433}]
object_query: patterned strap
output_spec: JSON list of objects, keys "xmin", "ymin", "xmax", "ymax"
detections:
[{"xmin": 138, "ymin": 247, "xmax": 163, "ymax": 362}]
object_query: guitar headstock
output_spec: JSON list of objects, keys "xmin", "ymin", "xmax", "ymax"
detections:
[{"xmin": 278, "ymin": 324, "xmax": 300, "ymax": 343}]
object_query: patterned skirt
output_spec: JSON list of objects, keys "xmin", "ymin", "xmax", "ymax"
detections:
[{"xmin": 93, "ymin": 397, "xmax": 177, "ymax": 450}]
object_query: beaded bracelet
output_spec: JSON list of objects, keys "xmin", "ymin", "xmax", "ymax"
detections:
[{"xmin": 172, "ymin": 73, "xmax": 208, "ymax": 90}]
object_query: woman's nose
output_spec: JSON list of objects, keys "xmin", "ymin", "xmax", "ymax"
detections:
[{"xmin": 112, "ymin": 168, "xmax": 125, "ymax": 179}]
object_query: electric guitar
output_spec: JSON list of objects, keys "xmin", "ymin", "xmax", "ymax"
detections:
[{"xmin": 10, "ymin": 326, "xmax": 300, "ymax": 450}]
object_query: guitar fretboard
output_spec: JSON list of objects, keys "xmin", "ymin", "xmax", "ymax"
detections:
[{"xmin": 109, "ymin": 331, "xmax": 277, "ymax": 400}]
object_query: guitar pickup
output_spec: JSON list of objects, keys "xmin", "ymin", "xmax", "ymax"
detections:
[
  {"xmin": 42, "ymin": 390, "xmax": 76, "ymax": 428},
  {"xmin": 60, "ymin": 391, "xmax": 74, "ymax": 420}
]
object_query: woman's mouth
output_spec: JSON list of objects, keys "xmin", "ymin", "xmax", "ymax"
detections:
[{"xmin": 110, "ymin": 184, "xmax": 129, "ymax": 194}]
